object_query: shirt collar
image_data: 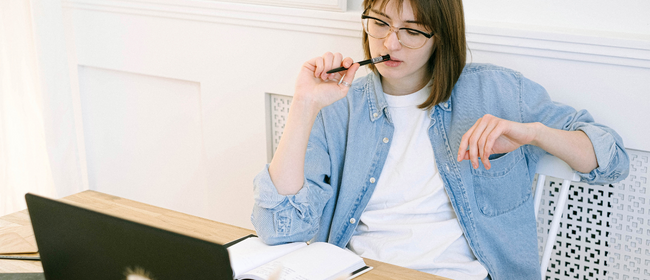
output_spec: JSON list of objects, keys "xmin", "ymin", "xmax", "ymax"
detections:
[
  {"xmin": 366, "ymin": 72, "xmax": 390, "ymax": 123},
  {"xmin": 438, "ymin": 98, "xmax": 452, "ymax": 111},
  {"xmin": 366, "ymin": 72, "xmax": 452, "ymax": 121}
]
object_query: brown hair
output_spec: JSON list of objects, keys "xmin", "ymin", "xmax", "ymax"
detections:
[{"xmin": 362, "ymin": 0, "xmax": 466, "ymax": 110}]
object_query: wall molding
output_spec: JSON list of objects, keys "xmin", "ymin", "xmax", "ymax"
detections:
[
  {"xmin": 62, "ymin": 0, "xmax": 363, "ymax": 37},
  {"xmin": 466, "ymin": 22, "xmax": 650, "ymax": 69},
  {"xmin": 62, "ymin": 0, "xmax": 650, "ymax": 69},
  {"xmin": 218, "ymin": 0, "xmax": 346, "ymax": 12}
]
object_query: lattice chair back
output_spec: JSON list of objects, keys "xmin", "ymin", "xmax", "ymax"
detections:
[{"xmin": 534, "ymin": 154, "xmax": 581, "ymax": 280}]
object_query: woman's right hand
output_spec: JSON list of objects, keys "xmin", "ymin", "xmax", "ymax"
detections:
[
  {"xmin": 294, "ymin": 52, "xmax": 361, "ymax": 111},
  {"xmin": 268, "ymin": 52, "xmax": 360, "ymax": 195}
]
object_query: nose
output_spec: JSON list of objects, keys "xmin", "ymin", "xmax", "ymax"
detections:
[{"xmin": 384, "ymin": 30, "xmax": 402, "ymax": 51}]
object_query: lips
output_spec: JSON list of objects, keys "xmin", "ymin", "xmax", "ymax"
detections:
[
  {"xmin": 384, "ymin": 59, "xmax": 402, "ymax": 67},
  {"xmin": 380, "ymin": 55, "xmax": 402, "ymax": 67}
]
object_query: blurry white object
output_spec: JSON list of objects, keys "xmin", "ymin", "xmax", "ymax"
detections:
[{"xmin": 534, "ymin": 154, "xmax": 580, "ymax": 279}]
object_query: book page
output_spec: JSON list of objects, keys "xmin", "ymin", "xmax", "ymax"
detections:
[
  {"xmin": 237, "ymin": 260, "xmax": 309, "ymax": 280},
  {"xmin": 227, "ymin": 237, "xmax": 307, "ymax": 277},
  {"xmin": 238, "ymin": 242, "xmax": 367, "ymax": 280}
]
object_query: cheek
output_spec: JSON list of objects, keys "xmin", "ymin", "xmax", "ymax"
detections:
[
  {"xmin": 368, "ymin": 39, "xmax": 381, "ymax": 55},
  {"xmin": 368, "ymin": 35, "xmax": 391, "ymax": 54},
  {"xmin": 417, "ymin": 44, "xmax": 435, "ymax": 64}
]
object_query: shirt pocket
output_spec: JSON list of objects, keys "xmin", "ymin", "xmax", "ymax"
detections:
[{"xmin": 471, "ymin": 147, "xmax": 531, "ymax": 216}]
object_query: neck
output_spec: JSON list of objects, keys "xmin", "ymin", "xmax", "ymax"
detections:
[{"xmin": 381, "ymin": 73, "xmax": 430, "ymax": 96}]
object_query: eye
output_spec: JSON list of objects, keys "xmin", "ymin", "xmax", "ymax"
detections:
[
  {"xmin": 372, "ymin": 19, "xmax": 388, "ymax": 27},
  {"xmin": 404, "ymin": 29, "xmax": 422, "ymax": 36}
]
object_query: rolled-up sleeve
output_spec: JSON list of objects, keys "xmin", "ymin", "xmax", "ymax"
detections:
[
  {"xmin": 571, "ymin": 120, "xmax": 629, "ymax": 184},
  {"xmin": 518, "ymin": 73, "xmax": 629, "ymax": 185}
]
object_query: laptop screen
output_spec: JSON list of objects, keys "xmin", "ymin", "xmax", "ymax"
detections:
[{"xmin": 25, "ymin": 193, "xmax": 234, "ymax": 280}]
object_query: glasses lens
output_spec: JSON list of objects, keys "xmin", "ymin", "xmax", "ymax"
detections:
[
  {"xmin": 362, "ymin": 16, "xmax": 430, "ymax": 49},
  {"xmin": 397, "ymin": 29, "xmax": 427, "ymax": 48},
  {"xmin": 363, "ymin": 17, "xmax": 390, "ymax": 39}
]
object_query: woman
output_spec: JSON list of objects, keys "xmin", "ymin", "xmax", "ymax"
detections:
[{"xmin": 251, "ymin": 0, "xmax": 629, "ymax": 279}]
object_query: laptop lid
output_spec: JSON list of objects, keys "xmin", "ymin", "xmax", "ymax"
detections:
[{"xmin": 25, "ymin": 193, "xmax": 234, "ymax": 280}]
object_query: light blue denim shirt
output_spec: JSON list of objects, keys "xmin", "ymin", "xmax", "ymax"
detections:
[{"xmin": 252, "ymin": 63, "xmax": 629, "ymax": 279}]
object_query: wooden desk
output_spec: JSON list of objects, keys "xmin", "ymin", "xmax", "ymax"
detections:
[{"xmin": 0, "ymin": 190, "xmax": 447, "ymax": 279}]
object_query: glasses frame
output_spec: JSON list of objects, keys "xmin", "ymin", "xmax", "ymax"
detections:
[{"xmin": 361, "ymin": 14, "xmax": 434, "ymax": 49}]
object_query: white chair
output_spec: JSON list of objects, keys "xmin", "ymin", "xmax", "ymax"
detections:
[{"xmin": 533, "ymin": 154, "xmax": 581, "ymax": 280}]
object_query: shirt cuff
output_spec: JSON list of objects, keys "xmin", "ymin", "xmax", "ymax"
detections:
[
  {"xmin": 253, "ymin": 164, "xmax": 310, "ymax": 209},
  {"xmin": 574, "ymin": 124, "xmax": 616, "ymax": 181}
]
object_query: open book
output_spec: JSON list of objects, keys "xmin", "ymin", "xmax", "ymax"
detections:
[{"xmin": 225, "ymin": 235, "xmax": 372, "ymax": 280}]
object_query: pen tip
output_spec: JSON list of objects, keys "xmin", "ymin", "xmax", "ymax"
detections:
[{"xmin": 382, "ymin": 54, "xmax": 390, "ymax": 61}]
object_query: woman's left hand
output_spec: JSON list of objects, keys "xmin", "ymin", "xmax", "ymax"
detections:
[{"xmin": 457, "ymin": 114, "xmax": 539, "ymax": 170}]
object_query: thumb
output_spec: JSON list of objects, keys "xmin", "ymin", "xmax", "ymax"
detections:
[{"xmin": 339, "ymin": 63, "xmax": 360, "ymax": 88}]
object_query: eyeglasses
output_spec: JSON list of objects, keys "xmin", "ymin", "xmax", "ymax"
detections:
[{"xmin": 361, "ymin": 15, "xmax": 434, "ymax": 49}]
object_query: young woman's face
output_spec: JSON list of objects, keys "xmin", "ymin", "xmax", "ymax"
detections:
[{"xmin": 367, "ymin": 0, "xmax": 435, "ymax": 87}]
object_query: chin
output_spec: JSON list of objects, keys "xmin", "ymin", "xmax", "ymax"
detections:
[{"xmin": 376, "ymin": 67, "xmax": 406, "ymax": 80}]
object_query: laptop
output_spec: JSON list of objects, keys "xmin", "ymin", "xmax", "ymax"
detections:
[{"xmin": 25, "ymin": 193, "xmax": 234, "ymax": 280}]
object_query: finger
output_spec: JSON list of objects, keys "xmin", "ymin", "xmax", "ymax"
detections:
[
  {"xmin": 321, "ymin": 52, "xmax": 334, "ymax": 80},
  {"xmin": 342, "ymin": 57, "xmax": 354, "ymax": 69},
  {"xmin": 478, "ymin": 117, "xmax": 500, "ymax": 170},
  {"xmin": 468, "ymin": 117, "xmax": 490, "ymax": 169},
  {"xmin": 336, "ymin": 57, "xmax": 355, "ymax": 81},
  {"xmin": 483, "ymin": 124, "xmax": 506, "ymax": 170},
  {"xmin": 339, "ymin": 63, "xmax": 360, "ymax": 89},
  {"xmin": 302, "ymin": 57, "xmax": 317, "ymax": 72},
  {"xmin": 329, "ymin": 53, "xmax": 343, "ymax": 80},
  {"xmin": 314, "ymin": 57, "xmax": 324, "ymax": 79},
  {"xmin": 476, "ymin": 116, "xmax": 495, "ymax": 165},
  {"xmin": 458, "ymin": 120, "xmax": 480, "ymax": 162},
  {"xmin": 459, "ymin": 149, "xmax": 470, "ymax": 161}
]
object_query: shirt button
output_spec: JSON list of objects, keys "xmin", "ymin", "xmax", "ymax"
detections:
[
  {"xmin": 369, "ymin": 177, "xmax": 376, "ymax": 183},
  {"xmin": 373, "ymin": 113, "xmax": 378, "ymax": 118},
  {"xmin": 383, "ymin": 137, "xmax": 389, "ymax": 143},
  {"xmin": 350, "ymin": 218, "xmax": 356, "ymax": 224}
]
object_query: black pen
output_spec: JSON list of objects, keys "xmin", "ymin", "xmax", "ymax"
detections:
[{"xmin": 326, "ymin": 54, "xmax": 391, "ymax": 74}]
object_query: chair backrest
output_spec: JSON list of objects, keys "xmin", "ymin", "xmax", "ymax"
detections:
[
  {"xmin": 534, "ymin": 154, "xmax": 580, "ymax": 279},
  {"xmin": 266, "ymin": 93, "xmax": 649, "ymax": 280},
  {"xmin": 265, "ymin": 93, "xmax": 293, "ymax": 162},
  {"xmin": 535, "ymin": 149, "xmax": 648, "ymax": 280}
]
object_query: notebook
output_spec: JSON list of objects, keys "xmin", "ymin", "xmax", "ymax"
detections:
[{"xmin": 24, "ymin": 193, "xmax": 234, "ymax": 280}]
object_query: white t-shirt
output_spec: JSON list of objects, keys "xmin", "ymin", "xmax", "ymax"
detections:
[{"xmin": 347, "ymin": 85, "xmax": 488, "ymax": 280}]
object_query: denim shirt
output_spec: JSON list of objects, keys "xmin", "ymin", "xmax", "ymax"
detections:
[{"xmin": 252, "ymin": 63, "xmax": 629, "ymax": 279}]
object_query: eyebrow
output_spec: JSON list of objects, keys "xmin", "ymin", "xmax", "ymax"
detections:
[{"xmin": 369, "ymin": 8, "xmax": 423, "ymax": 25}]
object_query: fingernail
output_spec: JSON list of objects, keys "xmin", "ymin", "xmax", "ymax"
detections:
[{"xmin": 473, "ymin": 162, "xmax": 478, "ymax": 169}]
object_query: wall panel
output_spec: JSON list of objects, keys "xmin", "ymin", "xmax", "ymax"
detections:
[
  {"xmin": 62, "ymin": 0, "xmax": 649, "ymax": 230},
  {"xmin": 78, "ymin": 66, "xmax": 209, "ymax": 217}
]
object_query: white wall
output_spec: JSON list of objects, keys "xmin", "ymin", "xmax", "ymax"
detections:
[
  {"xmin": 464, "ymin": 0, "xmax": 650, "ymax": 36},
  {"xmin": 462, "ymin": 0, "xmax": 650, "ymax": 153},
  {"xmin": 58, "ymin": 0, "xmax": 649, "ymax": 230},
  {"xmin": 61, "ymin": 0, "xmax": 366, "ymax": 229}
]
